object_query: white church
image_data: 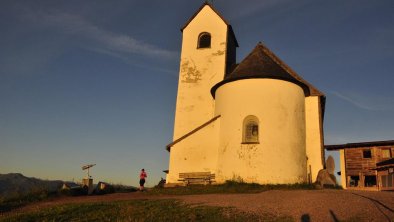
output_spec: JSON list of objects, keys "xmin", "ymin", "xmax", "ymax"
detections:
[{"xmin": 165, "ymin": 2, "xmax": 325, "ymax": 185}]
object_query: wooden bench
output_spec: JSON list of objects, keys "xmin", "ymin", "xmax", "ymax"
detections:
[{"xmin": 178, "ymin": 172, "xmax": 215, "ymax": 185}]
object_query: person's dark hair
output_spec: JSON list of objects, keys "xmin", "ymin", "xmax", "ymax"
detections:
[{"xmin": 142, "ymin": 169, "xmax": 145, "ymax": 171}]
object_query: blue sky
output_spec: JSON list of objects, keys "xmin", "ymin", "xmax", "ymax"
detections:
[{"xmin": 1, "ymin": 0, "xmax": 393, "ymax": 186}]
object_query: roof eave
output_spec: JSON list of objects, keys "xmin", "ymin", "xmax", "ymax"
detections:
[
  {"xmin": 211, "ymin": 76, "xmax": 310, "ymax": 99},
  {"xmin": 325, "ymin": 140, "xmax": 394, "ymax": 150}
]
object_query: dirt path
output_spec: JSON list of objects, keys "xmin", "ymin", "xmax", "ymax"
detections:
[
  {"xmin": 178, "ymin": 190, "xmax": 394, "ymax": 222},
  {"xmin": 2, "ymin": 190, "xmax": 393, "ymax": 221}
]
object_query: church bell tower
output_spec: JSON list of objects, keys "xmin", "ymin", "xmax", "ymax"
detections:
[
  {"xmin": 166, "ymin": 2, "xmax": 238, "ymax": 183},
  {"xmin": 172, "ymin": 2, "xmax": 238, "ymax": 140}
]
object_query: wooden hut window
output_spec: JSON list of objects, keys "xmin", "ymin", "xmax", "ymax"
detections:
[
  {"xmin": 242, "ymin": 115, "xmax": 259, "ymax": 144},
  {"xmin": 364, "ymin": 176, "xmax": 377, "ymax": 187},
  {"xmin": 198, "ymin": 32, "xmax": 211, "ymax": 48},
  {"xmin": 349, "ymin": 176, "xmax": 359, "ymax": 187},
  {"xmin": 363, "ymin": 150, "xmax": 372, "ymax": 158},
  {"xmin": 382, "ymin": 149, "xmax": 391, "ymax": 158}
]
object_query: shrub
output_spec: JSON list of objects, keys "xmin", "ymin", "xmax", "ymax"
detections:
[{"xmin": 59, "ymin": 187, "xmax": 88, "ymax": 196}]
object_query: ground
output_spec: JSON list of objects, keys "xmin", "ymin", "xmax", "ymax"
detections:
[{"xmin": 1, "ymin": 190, "xmax": 393, "ymax": 221}]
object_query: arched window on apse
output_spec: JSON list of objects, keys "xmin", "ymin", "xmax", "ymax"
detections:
[
  {"xmin": 197, "ymin": 32, "xmax": 211, "ymax": 48},
  {"xmin": 242, "ymin": 115, "xmax": 259, "ymax": 144}
]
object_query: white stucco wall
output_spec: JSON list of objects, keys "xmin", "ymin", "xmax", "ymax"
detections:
[
  {"xmin": 214, "ymin": 79, "xmax": 307, "ymax": 184},
  {"xmin": 167, "ymin": 119, "xmax": 220, "ymax": 184},
  {"xmin": 167, "ymin": 5, "xmax": 229, "ymax": 184},
  {"xmin": 172, "ymin": 5, "xmax": 229, "ymax": 140},
  {"xmin": 305, "ymin": 96, "xmax": 324, "ymax": 182},
  {"xmin": 340, "ymin": 149, "xmax": 347, "ymax": 189}
]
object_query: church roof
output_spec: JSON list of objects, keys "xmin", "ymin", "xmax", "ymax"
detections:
[
  {"xmin": 211, "ymin": 42, "xmax": 324, "ymax": 97},
  {"xmin": 181, "ymin": 2, "xmax": 239, "ymax": 47}
]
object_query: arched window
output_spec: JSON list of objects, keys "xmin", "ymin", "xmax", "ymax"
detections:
[
  {"xmin": 242, "ymin": 115, "xmax": 259, "ymax": 143},
  {"xmin": 197, "ymin": 32, "xmax": 211, "ymax": 48}
]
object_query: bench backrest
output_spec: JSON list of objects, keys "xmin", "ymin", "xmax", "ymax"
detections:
[{"xmin": 179, "ymin": 172, "xmax": 213, "ymax": 179}]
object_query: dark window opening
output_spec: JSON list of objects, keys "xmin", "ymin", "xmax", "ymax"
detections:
[
  {"xmin": 349, "ymin": 176, "xmax": 359, "ymax": 187},
  {"xmin": 198, "ymin": 33, "xmax": 211, "ymax": 48},
  {"xmin": 364, "ymin": 176, "xmax": 377, "ymax": 187},
  {"xmin": 245, "ymin": 124, "xmax": 258, "ymax": 142},
  {"xmin": 242, "ymin": 115, "xmax": 259, "ymax": 144},
  {"xmin": 363, "ymin": 150, "xmax": 372, "ymax": 158}
]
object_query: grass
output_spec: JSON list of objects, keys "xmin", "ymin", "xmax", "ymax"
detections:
[
  {"xmin": 0, "ymin": 181, "xmax": 341, "ymax": 221},
  {"xmin": 0, "ymin": 199, "xmax": 293, "ymax": 222},
  {"xmin": 0, "ymin": 183, "xmax": 138, "ymax": 213},
  {"xmin": 148, "ymin": 180, "xmax": 317, "ymax": 195},
  {"xmin": 0, "ymin": 188, "xmax": 57, "ymax": 213},
  {"xmin": 112, "ymin": 184, "xmax": 138, "ymax": 193}
]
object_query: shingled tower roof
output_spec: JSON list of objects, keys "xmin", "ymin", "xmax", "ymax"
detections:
[
  {"xmin": 211, "ymin": 42, "xmax": 324, "ymax": 97},
  {"xmin": 181, "ymin": 2, "xmax": 238, "ymax": 47}
]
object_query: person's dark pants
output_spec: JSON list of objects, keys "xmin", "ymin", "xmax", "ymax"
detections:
[{"xmin": 139, "ymin": 179, "xmax": 145, "ymax": 187}]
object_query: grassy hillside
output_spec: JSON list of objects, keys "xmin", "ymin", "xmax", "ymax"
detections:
[
  {"xmin": 0, "ymin": 173, "xmax": 62, "ymax": 199},
  {"xmin": 0, "ymin": 173, "xmax": 63, "ymax": 212}
]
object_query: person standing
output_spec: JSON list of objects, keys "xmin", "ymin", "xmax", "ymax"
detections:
[{"xmin": 139, "ymin": 169, "xmax": 147, "ymax": 191}]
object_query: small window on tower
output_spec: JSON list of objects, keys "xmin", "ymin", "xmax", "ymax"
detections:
[
  {"xmin": 242, "ymin": 115, "xmax": 259, "ymax": 144},
  {"xmin": 198, "ymin": 32, "xmax": 211, "ymax": 48}
]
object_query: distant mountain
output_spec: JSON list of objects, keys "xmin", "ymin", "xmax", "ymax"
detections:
[{"xmin": 0, "ymin": 173, "xmax": 63, "ymax": 200}]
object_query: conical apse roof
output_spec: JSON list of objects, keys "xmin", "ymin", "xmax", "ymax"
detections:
[{"xmin": 211, "ymin": 42, "xmax": 324, "ymax": 97}]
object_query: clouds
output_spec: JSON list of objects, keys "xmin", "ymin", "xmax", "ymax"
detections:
[
  {"xmin": 0, "ymin": 5, "xmax": 178, "ymax": 77},
  {"xmin": 330, "ymin": 91, "xmax": 394, "ymax": 111},
  {"xmin": 28, "ymin": 11, "xmax": 178, "ymax": 60}
]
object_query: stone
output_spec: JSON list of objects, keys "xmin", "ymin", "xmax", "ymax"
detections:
[
  {"xmin": 326, "ymin": 155, "xmax": 335, "ymax": 175},
  {"xmin": 316, "ymin": 169, "xmax": 337, "ymax": 188}
]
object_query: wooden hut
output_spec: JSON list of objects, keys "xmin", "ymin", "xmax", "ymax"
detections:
[{"xmin": 326, "ymin": 140, "xmax": 394, "ymax": 191}]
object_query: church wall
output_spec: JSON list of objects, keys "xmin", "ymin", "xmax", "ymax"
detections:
[
  {"xmin": 225, "ymin": 32, "xmax": 237, "ymax": 76},
  {"xmin": 340, "ymin": 149, "xmax": 347, "ymax": 189},
  {"xmin": 172, "ymin": 6, "xmax": 228, "ymax": 140},
  {"xmin": 166, "ymin": 119, "xmax": 220, "ymax": 184},
  {"xmin": 214, "ymin": 79, "xmax": 307, "ymax": 184},
  {"xmin": 305, "ymin": 96, "xmax": 324, "ymax": 182}
]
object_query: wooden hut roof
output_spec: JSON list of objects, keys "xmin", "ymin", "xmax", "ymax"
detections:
[{"xmin": 325, "ymin": 140, "xmax": 394, "ymax": 151}]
